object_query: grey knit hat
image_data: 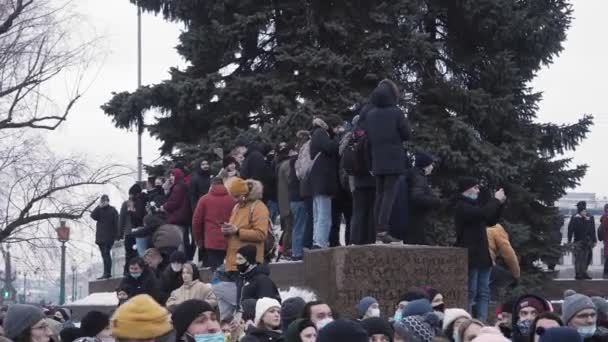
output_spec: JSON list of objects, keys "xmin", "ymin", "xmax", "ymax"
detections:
[
  {"xmin": 4, "ymin": 304, "xmax": 46, "ymax": 339},
  {"xmin": 562, "ymin": 294, "xmax": 596, "ymax": 324}
]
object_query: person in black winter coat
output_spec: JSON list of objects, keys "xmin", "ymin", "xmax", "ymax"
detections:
[
  {"xmin": 147, "ymin": 177, "xmax": 167, "ymax": 207},
  {"xmin": 568, "ymin": 201, "xmax": 597, "ymax": 280},
  {"xmin": 405, "ymin": 152, "xmax": 441, "ymax": 245},
  {"xmin": 128, "ymin": 184, "xmax": 147, "ymax": 228},
  {"xmin": 308, "ymin": 116, "xmax": 342, "ymax": 249},
  {"xmin": 236, "ymin": 245, "xmax": 281, "ymax": 305},
  {"xmin": 241, "ymin": 143, "xmax": 270, "ymax": 185},
  {"xmin": 91, "ymin": 194, "xmax": 119, "ymax": 279},
  {"xmin": 363, "ymin": 79, "xmax": 410, "ymax": 243},
  {"xmin": 453, "ymin": 177, "xmax": 506, "ymax": 322},
  {"xmin": 119, "ymin": 256, "xmax": 161, "ymax": 303},
  {"xmin": 189, "ymin": 159, "xmax": 212, "ymax": 209},
  {"xmin": 160, "ymin": 251, "xmax": 186, "ymax": 303}
]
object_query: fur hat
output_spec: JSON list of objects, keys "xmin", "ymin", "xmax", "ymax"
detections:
[
  {"xmin": 312, "ymin": 117, "xmax": 329, "ymax": 130},
  {"xmin": 254, "ymin": 297, "xmax": 281, "ymax": 327},
  {"xmin": 227, "ymin": 177, "xmax": 248, "ymax": 197}
]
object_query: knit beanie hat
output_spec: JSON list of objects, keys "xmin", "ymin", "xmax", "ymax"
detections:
[
  {"xmin": 517, "ymin": 296, "xmax": 547, "ymax": 314},
  {"xmin": 442, "ymin": 308, "xmax": 472, "ymax": 331},
  {"xmin": 4, "ymin": 304, "xmax": 46, "ymax": 339},
  {"xmin": 227, "ymin": 177, "xmax": 248, "ymax": 197},
  {"xmin": 562, "ymin": 293, "xmax": 596, "ymax": 324},
  {"xmin": 564, "ymin": 289, "xmax": 577, "ymax": 298},
  {"xmin": 60, "ymin": 327, "xmax": 83, "ymax": 342},
  {"xmin": 471, "ymin": 327, "xmax": 510, "ymax": 342},
  {"xmin": 357, "ymin": 296, "xmax": 379, "ymax": 318},
  {"xmin": 395, "ymin": 316, "xmax": 434, "ymax": 342},
  {"xmin": 591, "ymin": 296, "xmax": 608, "ymax": 317},
  {"xmin": 111, "ymin": 294, "xmax": 172, "ymax": 339},
  {"xmin": 361, "ymin": 317, "xmax": 394, "ymax": 342},
  {"xmin": 80, "ymin": 311, "xmax": 110, "ymax": 337},
  {"xmin": 415, "ymin": 153, "xmax": 434, "ymax": 169},
  {"xmin": 318, "ymin": 319, "xmax": 368, "ymax": 342},
  {"xmin": 254, "ymin": 297, "xmax": 281, "ymax": 327},
  {"xmin": 402, "ymin": 299, "xmax": 433, "ymax": 318},
  {"xmin": 539, "ymin": 327, "xmax": 583, "ymax": 342},
  {"xmin": 458, "ymin": 177, "xmax": 479, "ymax": 193},
  {"xmin": 281, "ymin": 297, "xmax": 307, "ymax": 331},
  {"xmin": 576, "ymin": 201, "xmax": 587, "ymax": 213},
  {"xmin": 237, "ymin": 244, "xmax": 258, "ymax": 265},
  {"xmin": 285, "ymin": 319, "xmax": 316, "ymax": 342},
  {"xmin": 171, "ymin": 299, "xmax": 214, "ymax": 339}
]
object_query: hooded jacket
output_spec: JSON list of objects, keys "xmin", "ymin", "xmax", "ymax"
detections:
[
  {"xmin": 189, "ymin": 167, "xmax": 212, "ymax": 208},
  {"xmin": 225, "ymin": 180, "xmax": 269, "ymax": 272},
  {"xmin": 405, "ymin": 167, "xmax": 440, "ymax": 244},
  {"xmin": 487, "ymin": 224, "xmax": 520, "ymax": 279},
  {"xmin": 192, "ymin": 183, "xmax": 236, "ymax": 250},
  {"xmin": 511, "ymin": 294, "xmax": 551, "ymax": 342},
  {"xmin": 163, "ymin": 169, "xmax": 192, "ymax": 226},
  {"xmin": 239, "ymin": 264, "xmax": 281, "ymax": 304},
  {"xmin": 362, "ymin": 81, "xmax": 410, "ymax": 175},
  {"xmin": 166, "ymin": 279, "xmax": 217, "ymax": 310}
]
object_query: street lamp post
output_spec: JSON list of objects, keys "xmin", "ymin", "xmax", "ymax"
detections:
[
  {"xmin": 71, "ymin": 265, "xmax": 77, "ymax": 302},
  {"xmin": 56, "ymin": 221, "xmax": 70, "ymax": 305},
  {"xmin": 23, "ymin": 272, "xmax": 26, "ymax": 303}
]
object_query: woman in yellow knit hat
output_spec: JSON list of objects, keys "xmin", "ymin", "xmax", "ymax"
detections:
[{"xmin": 221, "ymin": 178, "xmax": 270, "ymax": 272}]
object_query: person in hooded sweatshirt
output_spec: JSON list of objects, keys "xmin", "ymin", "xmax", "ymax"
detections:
[
  {"xmin": 162, "ymin": 168, "xmax": 194, "ymax": 260},
  {"xmin": 236, "ymin": 245, "xmax": 281, "ymax": 304},
  {"xmin": 240, "ymin": 298, "xmax": 284, "ymax": 342},
  {"xmin": 165, "ymin": 262, "xmax": 217, "ymax": 310},
  {"xmin": 192, "ymin": 177, "xmax": 236, "ymax": 270},
  {"xmin": 510, "ymin": 294, "xmax": 551, "ymax": 342},
  {"xmin": 91, "ymin": 194, "xmax": 119, "ymax": 280},
  {"xmin": 453, "ymin": 177, "xmax": 506, "ymax": 322},
  {"xmin": 361, "ymin": 79, "xmax": 410, "ymax": 244},
  {"xmin": 405, "ymin": 152, "xmax": 440, "ymax": 245}
]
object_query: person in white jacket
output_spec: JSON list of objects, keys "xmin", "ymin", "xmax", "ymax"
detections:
[{"xmin": 166, "ymin": 262, "xmax": 218, "ymax": 310}]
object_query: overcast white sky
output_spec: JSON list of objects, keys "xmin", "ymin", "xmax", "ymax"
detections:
[{"xmin": 47, "ymin": 0, "xmax": 607, "ymax": 199}]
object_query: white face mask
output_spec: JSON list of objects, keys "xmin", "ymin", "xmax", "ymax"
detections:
[
  {"xmin": 577, "ymin": 325, "xmax": 596, "ymax": 338},
  {"xmin": 368, "ymin": 308, "xmax": 381, "ymax": 318},
  {"xmin": 171, "ymin": 263, "xmax": 183, "ymax": 272},
  {"xmin": 453, "ymin": 331, "xmax": 460, "ymax": 342},
  {"xmin": 317, "ymin": 318, "xmax": 333, "ymax": 330}
]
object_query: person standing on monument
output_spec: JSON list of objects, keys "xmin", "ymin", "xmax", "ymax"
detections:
[
  {"xmin": 453, "ymin": 177, "xmax": 506, "ymax": 322},
  {"xmin": 568, "ymin": 201, "xmax": 597, "ymax": 280},
  {"xmin": 91, "ymin": 194, "xmax": 119, "ymax": 280},
  {"xmin": 405, "ymin": 152, "xmax": 440, "ymax": 245}
]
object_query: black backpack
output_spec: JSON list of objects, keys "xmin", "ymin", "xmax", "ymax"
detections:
[{"xmin": 341, "ymin": 129, "xmax": 370, "ymax": 176}]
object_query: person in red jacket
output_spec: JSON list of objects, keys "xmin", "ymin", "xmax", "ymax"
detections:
[
  {"xmin": 162, "ymin": 168, "xmax": 194, "ymax": 260},
  {"xmin": 192, "ymin": 177, "xmax": 236, "ymax": 270}
]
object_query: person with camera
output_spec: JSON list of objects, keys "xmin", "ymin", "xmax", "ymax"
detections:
[{"xmin": 454, "ymin": 177, "xmax": 506, "ymax": 322}]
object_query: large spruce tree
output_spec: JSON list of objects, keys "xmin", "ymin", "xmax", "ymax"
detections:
[{"xmin": 102, "ymin": 0, "xmax": 591, "ymax": 288}]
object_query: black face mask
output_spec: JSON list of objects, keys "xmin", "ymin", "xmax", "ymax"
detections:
[
  {"xmin": 433, "ymin": 304, "xmax": 445, "ymax": 313},
  {"xmin": 237, "ymin": 262, "xmax": 250, "ymax": 274}
]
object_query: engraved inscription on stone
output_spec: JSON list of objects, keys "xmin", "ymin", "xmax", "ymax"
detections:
[{"xmin": 304, "ymin": 245, "xmax": 468, "ymax": 318}]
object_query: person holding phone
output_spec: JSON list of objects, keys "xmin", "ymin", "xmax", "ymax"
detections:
[{"xmin": 454, "ymin": 177, "xmax": 506, "ymax": 322}]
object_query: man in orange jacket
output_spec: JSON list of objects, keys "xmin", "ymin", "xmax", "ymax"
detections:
[{"xmin": 487, "ymin": 224, "xmax": 520, "ymax": 285}]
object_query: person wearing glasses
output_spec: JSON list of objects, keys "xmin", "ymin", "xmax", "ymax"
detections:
[
  {"xmin": 3, "ymin": 304, "xmax": 52, "ymax": 342},
  {"xmin": 563, "ymin": 292, "xmax": 608, "ymax": 340}
]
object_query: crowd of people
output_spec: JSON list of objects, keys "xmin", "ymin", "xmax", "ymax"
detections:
[
  {"xmin": 1, "ymin": 77, "xmax": 596, "ymax": 342},
  {"xmin": 3, "ymin": 286, "xmax": 608, "ymax": 342}
]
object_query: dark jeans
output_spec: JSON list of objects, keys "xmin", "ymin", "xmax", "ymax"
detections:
[
  {"xmin": 97, "ymin": 242, "xmax": 113, "ymax": 277},
  {"xmin": 374, "ymin": 175, "xmax": 401, "ymax": 233},
  {"xmin": 123, "ymin": 235, "xmax": 137, "ymax": 275},
  {"xmin": 604, "ymin": 256, "xmax": 608, "ymax": 275},
  {"xmin": 207, "ymin": 249, "xmax": 226, "ymax": 270},
  {"xmin": 330, "ymin": 191, "xmax": 352, "ymax": 247},
  {"xmin": 350, "ymin": 188, "xmax": 376, "ymax": 245},
  {"xmin": 180, "ymin": 225, "xmax": 195, "ymax": 261},
  {"xmin": 303, "ymin": 198, "xmax": 314, "ymax": 249},
  {"xmin": 280, "ymin": 214, "xmax": 293, "ymax": 254},
  {"xmin": 574, "ymin": 241, "xmax": 592, "ymax": 277}
]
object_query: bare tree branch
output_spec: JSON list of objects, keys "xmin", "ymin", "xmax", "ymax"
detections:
[{"xmin": 0, "ymin": 0, "xmax": 34, "ymax": 35}]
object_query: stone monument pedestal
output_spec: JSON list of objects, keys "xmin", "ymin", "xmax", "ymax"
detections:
[{"xmin": 304, "ymin": 244, "xmax": 468, "ymax": 317}]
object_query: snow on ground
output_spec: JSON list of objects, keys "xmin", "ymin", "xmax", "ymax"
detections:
[{"xmin": 69, "ymin": 287, "xmax": 316, "ymax": 307}]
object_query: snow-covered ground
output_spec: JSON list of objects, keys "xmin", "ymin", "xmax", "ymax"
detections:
[{"xmin": 69, "ymin": 287, "xmax": 317, "ymax": 307}]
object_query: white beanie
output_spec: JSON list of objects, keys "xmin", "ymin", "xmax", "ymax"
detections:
[
  {"xmin": 254, "ymin": 297, "xmax": 281, "ymax": 327},
  {"xmin": 442, "ymin": 308, "xmax": 472, "ymax": 331},
  {"xmin": 472, "ymin": 327, "xmax": 510, "ymax": 342}
]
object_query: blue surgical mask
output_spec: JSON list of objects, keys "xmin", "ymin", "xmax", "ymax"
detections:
[
  {"xmin": 577, "ymin": 325, "xmax": 596, "ymax": 338},
  {"xmin": 130, "ymin": 272, "xmax": 142, "ymax": 279},
  {"xmin": 393, "ymin": 310, "xmax": 402, "ymax": 322},
  {"xmin": 193, "ymin": 333, "xmax": 224, "ymax": 342},
  {"xmin": 453, "ymin": 331, "xmax": 460, "ymax": 342},
  {"xmin": 517, "ymin": 320, "xmax": 533, "ymax": 336},
  {"xmin": 464, "ymin": 193, "xmax": 478, "ymax": 201}
]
